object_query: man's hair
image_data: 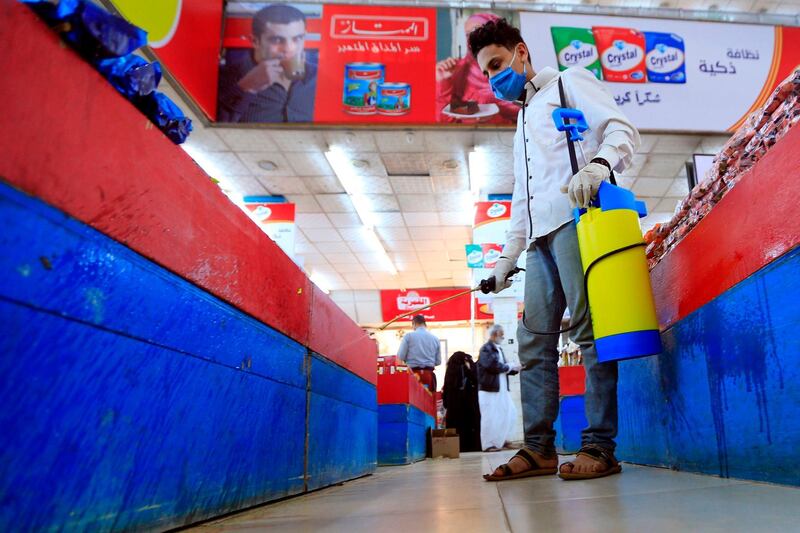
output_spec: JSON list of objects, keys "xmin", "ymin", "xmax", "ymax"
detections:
[
  {"xmin": 489, "ymin": 324, "xmax": 504, "ymax": 337},
  {"xmin": 412, "ymin": 315, "xmax": 426, "ymax": 326},
  {"xmin": 468, "ymin": 18, "xmax": 524, "ymax": 58},
  {"xmin": 253, "ymin": 4, "xmax": 306, "ymax": 38}
]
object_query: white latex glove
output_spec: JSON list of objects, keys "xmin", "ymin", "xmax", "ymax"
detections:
[
  {"xmin": 560, "ymin": 162, "xmax": 610, "ymax": 209},
  {"xmin": 489, "ymin": 256, "xmax": 516, "ymax": 294},
  {"xmin": 508, "ymin": 363, "xmax": 522, "ymax": 373}
]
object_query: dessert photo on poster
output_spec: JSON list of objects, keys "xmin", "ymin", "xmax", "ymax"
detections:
[
  {"xmin": 435, "ymin": 9, "xmax": 521, "ymax": 125},
  {"xmin": 217, "ymin": 2, "xmax": 321, "ymax": 124}
]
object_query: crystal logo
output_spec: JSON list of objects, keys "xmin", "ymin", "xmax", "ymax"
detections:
[
  {"xmin": 487, "ymin": 203, "xmax": 507, "ymax": 218},
  {"xmin": 558, "ymin": 40, "xmax": 599, "ymax": 68},
  {"xmin": 646, "ymin": 44, "xmax": 684, "ymax": 73},
  {"xmin": 602, "ymin": 40, "xmax": 643, "ymax": 71},
  {"xmin": 484, "ymin": 248, "xmax": 501, "ymax": 265},
  {"xmin": 253, "ymin": 205, "xmax": 272, "ymax": 220},
  {"xmin": 467, "ymin": 249, "xmax": 484, "ymax": 264}
]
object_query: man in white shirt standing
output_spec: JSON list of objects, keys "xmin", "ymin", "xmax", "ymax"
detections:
[
  {"xmin": 477, "ymin": 324, "xmax": 521, "ymax": 451},
  {"xmin": 397, "ymin": 315, "xmax": 442, "ymax": 392},
  {"xmin": 470, "ymin": 19, "xmax": 640, "ymax": 482}
]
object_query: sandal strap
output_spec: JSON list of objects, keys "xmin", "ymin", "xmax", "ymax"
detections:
[
  {"xmin": 499, "ymin": 464, "xmax": 512, "ymax": 477},
  {"xmin": 513, "ymin": 447, "xmax": 549, "ymax": 469},
  {"xmin": 576, "ymin": 445, "xmax": 618, "ymax": 469}
]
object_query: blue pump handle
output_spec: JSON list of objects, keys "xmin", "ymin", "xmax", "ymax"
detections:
[
  {"xmin": 552, "ymin": 107, "xmax": 589, "ymax": 142},
  {"xmin": 573, "ymin": 181, "xmax": 649, "ymax": 223}
]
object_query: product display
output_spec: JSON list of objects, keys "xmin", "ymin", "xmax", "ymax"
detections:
[
  {"xmin": 644, "ymin": 67, "xmax": 800, "ymax": 267},
  {"xmin": 551, "ymin": 26, "xmax": 602, "ymax": 80},
  {"xmin": 643, "ymin": 32, "xmax": 686, "ymax": 84},
  {"xmin": 377, "ymin": 82, "xmax": 411, "ymax": 115},
  {"xmin": 343, "ymin": 62, "xmax": 384, "ymax": 115},
  {"xmin": 593, "ymin": 26, "xmax": 647, "ymax": 83}
]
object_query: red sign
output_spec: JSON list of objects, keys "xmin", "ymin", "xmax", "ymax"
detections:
[
  {"xmin": 474, "ymin": 201, "xmax": 512, "ymax": 228},
  {"xmin": 381, "ymin": 288, "xmax": 471, "ymax": 323},
  {"xmin": 314, "ymin": 5, "xmax": 437, "ymax": 124}
]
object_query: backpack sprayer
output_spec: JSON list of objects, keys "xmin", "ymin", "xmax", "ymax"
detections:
[{"xmin": 378, "ymin": 78, "xmax": 661, "ymax": 365}]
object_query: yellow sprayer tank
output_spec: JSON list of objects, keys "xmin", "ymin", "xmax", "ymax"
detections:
[{"xmin": 575, "ymin": 182, "xmax": 662, "ymax": 362}]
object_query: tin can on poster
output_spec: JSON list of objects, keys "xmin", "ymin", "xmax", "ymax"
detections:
[
  {"xmin": 343, "ymin": 63, "xmax": 385, "ymax": 115},
  {"xmin": 377, "ymin": 83, "xmax": 411, "ymax": 116}
]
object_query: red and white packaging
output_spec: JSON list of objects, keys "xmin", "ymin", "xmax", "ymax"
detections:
[{"xmin": 592, "ymin": 27, "xmax": 647, "ymax": 83}]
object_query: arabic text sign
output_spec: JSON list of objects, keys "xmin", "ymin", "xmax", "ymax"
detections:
[
  {"xmin": 521, "ymin": 12, "xmax": 800, "ymax": 132},
  {"xmin": 330, "ymin": 15, "xmax": 429, "ymax": 41},
  {"xmin": 380, "ymin": 288, "xmax": 472, "ymax": 323}
]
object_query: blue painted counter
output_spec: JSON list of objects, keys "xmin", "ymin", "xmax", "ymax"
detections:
[
  {"xmin": 0, "ymin": 181, "xmax": 377, "ymax": 529},
  {"xmin": 555, "ymin": 395, "xmax": 587, "ymax": 454},
  {"xmin": 378, "ymin": 404, "xmax": 435, "ymax": 466},
  {"xmin": 617, "ymin": 245, "xmax": 800, "ymax": 485}
]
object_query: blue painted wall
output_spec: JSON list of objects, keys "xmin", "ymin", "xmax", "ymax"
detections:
[
  {"xmin": 555, "ymin": 395, "xmax": 587, "ymax": 454},
  {"xmin": 308, "ymin": 354, "xmax": 377, "ymax": 490},
  {"xmin": 0, "ymin": 182, "xmax": 376, "ymax": 530},
  {"xmin": 617, "ymin": 245, "xmax": 800, "ymax": 485},
  {"xmin": 378, "ymin": 404, "xmax": 435, "ymax": 466}
]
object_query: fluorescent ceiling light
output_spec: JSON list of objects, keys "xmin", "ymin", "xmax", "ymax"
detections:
[
  {"xmin": 468, "ymin": 151, "xmax": 487, "ymax": 196},
  {"xmin": 325, "ymin": 149, "xmax": 398, "ymax": 276}
]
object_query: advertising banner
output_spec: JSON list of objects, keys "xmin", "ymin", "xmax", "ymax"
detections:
[
  {"xmin": 244, "ymin": 201, "xmax": 296, "ymax": 257},
  {"xmin": 380, "ymin": 288, "xmax": 471, "ymax": 323},
  {"xmin": 214, "ymin": 3, "xmax": 800, "ymax": 131},
  {"xmin": 465, "ymin": 243, "xmax": 503, "ymax": 268},
  {"xmin": 520, "ymin": 13, "xmax": 800, "ymax": 132},
  {"xmin": 110, "ymin": 0, "xmax": 223, "ymax": 119}
]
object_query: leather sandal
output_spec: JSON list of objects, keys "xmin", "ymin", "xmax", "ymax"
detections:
[
  {"xmin": 558, "ymin": 444, "xmax": 622, "ymax": 480},
  {"xmin": 483, "ymin": 447, "xmax": 558, "ymax": 482}
]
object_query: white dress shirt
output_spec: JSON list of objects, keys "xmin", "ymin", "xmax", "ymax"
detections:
[{"xmin": 502, "ymin": 66, "xmax": 640, "ymax": 262}]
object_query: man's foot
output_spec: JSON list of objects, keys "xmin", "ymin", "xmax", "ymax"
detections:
[
  {"xmin": 483, "ymin": 447, "xmax": 558, "ymax": 481},
  {"xmin": 558, "ymin": 445, "xmax": 621, "ymax": 480}
]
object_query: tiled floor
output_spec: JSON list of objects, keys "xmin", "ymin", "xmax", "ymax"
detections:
[{"xmin": 190, "ymin": 452, "xmax": 800, "ymax": 532}]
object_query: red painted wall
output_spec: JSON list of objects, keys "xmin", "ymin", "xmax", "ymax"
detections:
[
  {"xmin": 0, "ymin": 1, "xmax": 377, "ymax": 384},
  {"xmin": 651, "ymin": 125, "xmax": 800, "ymax": 329}
]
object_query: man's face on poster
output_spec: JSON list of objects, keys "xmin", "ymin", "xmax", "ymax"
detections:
[{"xmin": 253, "ymin": 19, "xmax": 307, "ymax": 62}]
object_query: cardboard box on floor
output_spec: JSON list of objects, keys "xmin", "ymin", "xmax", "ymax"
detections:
[{"xmin": 429, "ymin": 429, "xmax": 460, "ymax": 459}]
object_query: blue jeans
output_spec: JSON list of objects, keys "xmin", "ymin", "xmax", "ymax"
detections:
[{"xmin": 516, "ymin": 221, "xmax": 618, "ymax": 455}]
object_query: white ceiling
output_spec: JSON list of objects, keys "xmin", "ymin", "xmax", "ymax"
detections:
[{"xmin": 180, "ymin": 116, "xmax": 728, "ymax": 292}]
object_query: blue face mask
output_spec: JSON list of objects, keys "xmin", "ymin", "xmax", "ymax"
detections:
[{"xmin": 489, "ymin": 48, "xmax": 527, "ymax": 102}]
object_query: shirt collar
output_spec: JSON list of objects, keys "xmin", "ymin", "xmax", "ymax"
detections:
[{"xmin": 524, "ymin": 66, "xmax": 559, "ymax": 104}]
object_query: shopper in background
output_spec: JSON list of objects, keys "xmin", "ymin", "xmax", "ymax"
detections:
[
  {"xmin": 470, "ymin": 18, "xmax": 639, "ymax": 481},
  {"xmin": 442, "ymin": 351, "xmax": 482, "ymax": 452},
  {"xmin": 477, "ymin": 325, "xmax": 521, "ymax": 452},
  {"xmin": 397, "ymin": 315, "xmax": 441, "ymax": 392}
]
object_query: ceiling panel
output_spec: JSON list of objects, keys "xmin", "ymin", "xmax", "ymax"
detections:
[
  {"xmin": 315, "ymin": 193, "xmax": 355, "ymax": 213},
  {"xmin": 439, "ymin": 211, "xmax": 473, "ymax": 226},
  {"xmin": 224, "ymin": 174, "xmax": 269, "ymax": 196},
  {"xmin": 389, "ymin": 176, "xmax": 435, "ymax": 194},
  {"xmin": 398, "ymin": 194, "xmax": 438, "ymax": 212},
  {"xmin": 372, "ymin": 212, "xmax": 406, "ymax": 227},
  {"xmin": 314, "ymin": 241, "xmax": 352, "ymax": 254},
  {"xmin": 408, "ymin": 226, "xmax": 444, "ymax": 240},
  {"xmin": 374, "ymin": 131, "xmax": 426, "ymax": 152},
  {"xmin": 185, "ymin": 127, "xmax": 228, "ymax": 152},
  {"xmin": 476, "ymin": 152, "xmax": 514, "ymax": 176},
  {"xmin": 334, "ymin": 263, "xmax": 366, "ymax": 274},
  {"xmin": 403, "ymin": 212, "xmax": 440, "ymax": 226},
  {"xmin": 284, "ymin": 152, "xmax": 334, "ymax": 176},
  {"xmin": 435, "ymin": 192, "xmax": 472, "ymax": 211},
  {"xmin": 474, "ymin": 131, "xmax": 515, "ymax": 152},
  {"xmin": 377, "ymin": 226, "xmax": 412, "ymax": 241},
  {"xmin": 639, "ymin": 155, "xmax": 688, "ymax": 177},
  {"xmin": 442, "ymin": 226, "xmax": 472, "ymax": 241},
  {"xmin": 325, "ymin": 252, "xmax": 361, "ymax": 265},
  {"xmin": 337, "ymin": 226, "xmax": 371, "ymax": 241},
  {"xmin": 302, "ymin": 227, "xmax": 343, "ymax": 242},
  {"xmin": 413, "ymin": 240, "xmax": 447, "ymax": 252},
  {"xmin": 392, "ymin": 251, "xmax": 419, "ymax": 264},
  {"xmin": 666, "ymin": 178, "xmax": 690, "ymax": 198},
  {"xmin": 448, "ymin": 248, "xmax": 467, "ymax": 261},
  {"xmin": 328, "ymin": 212, "xmax": 362, "ymax": 228},
  {"xmin": 364, "ymin": 194, "xmax": 400, "ymax": 212},
  {"xmin": 651, "ymin": 135, "xmax": 702, "ymax": 154},
  {"xmin": 217, "ymin": 129, "xmax": 278, "ymax": 152},
  {"xmin": 302, "ymin": 176, "xmax": 345, "ymax": 194},
  {"xmin": 270, "ymin": 130, "xmax": 326, "ymax": 152},
  {"xmin": 347, "ymin": 279, "xmax": 377, "ymax": 290},
  {"xmin": 381, "ymin": 153, "xmax": 429, "ymax": 175},
  {"xmin": 324, "ymin": 131, "xmax": 378, "ymax": 152},
  {"xmin": 237, "ymin": 152, "xmax": 295, "ymax": 177},
  {"xmin": 432, "ymin": 175, "xmax": 469, "ymax": 192},
  {"xmin": 295, "ymin": 213, "xmax": 333, "ymax": 229},
  {"xmin": 347, "ymin": 240, "xmax": 376, "ymax": 253},
  {"xmin": 286, "ymin": 194, "xmax": 323, "ymax": 213},
  {"xmin": 655, "ymin": 197, "xmax": 681, "ymax": 214},
  {"xmin": 423, "ymin": 131, "xmax": 475, "ymax": 151},
  {"xmin": 201, "ymin": 151, "xmax": 251, "ymax": 177},
  {"xmin": 258, "ymin": 176, "xmax": 309, "ymax": 195},
  {"xmin": 382, "ymin": 238, "xmax": 415, "ymax": 251},
  {"xmin": 348, "ymin": 176, "xmax": 393, "ymax": 194},
  {"xmin": 427, "ymin": 153, "xmax": 468, "ymax": 177}
]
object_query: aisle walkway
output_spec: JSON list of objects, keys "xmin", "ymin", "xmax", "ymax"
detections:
[{"xmin": 190, "ymin": 452, "xmax": 800, "ymax": 532}]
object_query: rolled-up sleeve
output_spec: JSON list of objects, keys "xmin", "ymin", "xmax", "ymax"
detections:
[{"xmin": 563, "ymin": 67, "xmax": 640, "ymax": 172}]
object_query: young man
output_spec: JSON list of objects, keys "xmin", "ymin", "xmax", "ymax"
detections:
[
  {"xmin": 469, "ymin": 19, "xmax": 640, "ymax": 481},
  {"xmin": 218, "ymin": 4, "xmax": 317, "ymax": 123}
]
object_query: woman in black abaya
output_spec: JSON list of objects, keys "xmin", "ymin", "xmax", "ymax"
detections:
[{"xmin": 442, "ymin": 351, "xmax": 481, "ymax": 452}]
